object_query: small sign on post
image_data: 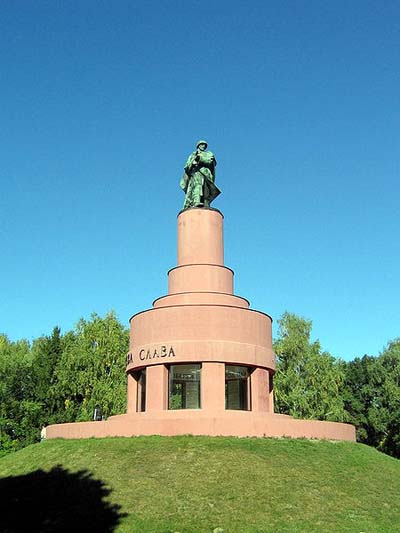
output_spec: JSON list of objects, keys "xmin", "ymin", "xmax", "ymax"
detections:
[{"xmin": 93, "ymin": 406, "xmax": 103, "ymax": 421}]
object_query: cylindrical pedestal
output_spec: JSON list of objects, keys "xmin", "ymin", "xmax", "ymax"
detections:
[
  {"xmin": 127, "ymin": 207, "xmax": 276, "ymax": 423},
  {"xmin": 177, "ymin": 208, "xmax": 224, "ymax": 266}
]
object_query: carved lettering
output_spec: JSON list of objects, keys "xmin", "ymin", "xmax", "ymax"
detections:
[
  {"xmin": 126, "ymin": 352, "xmax": 133, "ymax": 364},
  {"xmin": 137, "ymin": 346, "xmax": 176, "ymax": 362},
  {"xmin": 169, "ymin": 346, "xmax": 176, "ymax": 357}
]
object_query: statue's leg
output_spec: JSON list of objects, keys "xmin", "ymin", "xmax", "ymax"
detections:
[
  {"xmin": 183, "ymin": 178, "xmax": 194, "ymax": 209},
  {"xmin": 192, "ymin": 174, "xmax": 204, "ymax": 207},
  {"xmin": 203, "ymin": 180, "xmax": 210, "ymax": 207}
]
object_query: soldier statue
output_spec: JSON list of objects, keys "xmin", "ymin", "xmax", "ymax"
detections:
[{"xmin": 180, "ymin": 140, "xmax": 221, "ymax": 210}]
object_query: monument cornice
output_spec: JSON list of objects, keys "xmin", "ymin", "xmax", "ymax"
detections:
[
  {"xmin": 177, "ymin": 206, "xmax": 224, "ymax": 218},
  {"xmin": 167, "ymin": 263, "xmax": 234, "ymax": 276},
  {"xmin": 152, "ymin": 290, "xmax": 250, "ymax": 308},
  {"xmin": 129, "ymin": 303, "xmax": 273, "ymax": 324}
]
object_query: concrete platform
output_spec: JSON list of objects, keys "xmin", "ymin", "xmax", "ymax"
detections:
[{"xmin": 45, "ymin": 411, "xmax": 355, "ymax": 441}]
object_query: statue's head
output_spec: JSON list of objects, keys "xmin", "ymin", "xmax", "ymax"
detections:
[{"xmin": 196, "ymin": 140, "xmax": 208, "ymax": 151}]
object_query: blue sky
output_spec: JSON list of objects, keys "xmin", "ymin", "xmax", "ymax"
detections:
[{"xmin": 1, "ymin": 1, "xmax": 399, "ymax": 360}]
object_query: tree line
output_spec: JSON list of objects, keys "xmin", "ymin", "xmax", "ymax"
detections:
[{"xmin": 0, "ymin": 311, "xmax": 399, "ymax": 459}]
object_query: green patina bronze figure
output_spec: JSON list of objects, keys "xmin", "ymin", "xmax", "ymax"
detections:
[{"xmin": 180, "ymin": 140, "xmax": 221, "ymax": 210}]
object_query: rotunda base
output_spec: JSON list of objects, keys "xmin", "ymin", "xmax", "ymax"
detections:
[{"xmin": 44, "ymin": 411, "xmax": 355, "ymax": 442}]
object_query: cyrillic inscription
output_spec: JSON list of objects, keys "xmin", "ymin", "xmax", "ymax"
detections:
[
  {"xmin": 126, "ymin": 346, "xmax": 176, "ymax": 365},
  {"xmin": 139, "ymin": 346, "xmax": 176, "ymax": 361}
]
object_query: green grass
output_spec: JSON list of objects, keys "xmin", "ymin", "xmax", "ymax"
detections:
[{"xmin": 0, "ymin": 436, "xmax": 399, "ymax": 532}]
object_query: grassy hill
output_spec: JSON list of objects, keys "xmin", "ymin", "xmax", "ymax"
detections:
[{"xmin": 0, "ymin": 436, "xmax": 399, "ymax": 532}]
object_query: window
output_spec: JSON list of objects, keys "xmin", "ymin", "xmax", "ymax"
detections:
[
  {"xmin": 169, "ymin": 364, "xmax": 201, "ymax": 409},
  {"xmin": 225, "ymin": 365, "xmax": 251, "ymax": 410},
  {"xmin": 135, "ymin": 368, "xmax": 146, "ymax": 412}
]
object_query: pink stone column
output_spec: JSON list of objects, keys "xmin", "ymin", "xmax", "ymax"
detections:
[
  {"xmin": 251, "ymin": 367, "xmax": 270, "ymax": 412},
  {"xmin": 178, "ymin": 209, "xmax": 224, "ymax": 266},
  {"xmin": 126, "ymin": 373, "xmax": 137, "ymax": 414},
  {"xmin": 168, "ymin": 209, "xmax": 233, "ymax": 296},
  {"xmin": 269, "ymin": 371, "xmax": 275, "ymax": 413},
  {"xmin": 201, "ymin": 362, "xmax": 225, "ymax": 411},
  {"xmin": 146, "ymin": 365, "xmax": 168, "ymax": 411}
]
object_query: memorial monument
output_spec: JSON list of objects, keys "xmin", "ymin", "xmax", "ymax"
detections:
[{"xmin": 45, "ymin": 141, "xmax": 355, "ymax": 441}]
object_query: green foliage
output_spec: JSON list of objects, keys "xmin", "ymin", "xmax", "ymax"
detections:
[
  {"xmin": 51, "ymin": 312, "xmax": 129, "ymax": 422},
  {"xmin": 0, "ymin": 434, "xmax": 19, "ymax": 458},
  {"xmin": 273, "ymin": 312, "xmax": 346, "ymax": 422},
  {"xmin": 31, "ymin": 326, "xmax": 63, "ymax": 426},
  {"xmin": 0, "ymin": 335, "xmax": 41, "ymax": 452},
  {"xmin": 343, "ymin": 339, "xmax": 400, "ymax": 458},
  {"xmin": 0, "ymin": 312, "xmax": 129, "ymax": 457},
  {"xmin": 32, "ymin": 327, "xmax": 62, "ymax": 396}
]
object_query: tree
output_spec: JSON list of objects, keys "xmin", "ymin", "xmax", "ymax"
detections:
[
  {"xmin": 342, "ymin": 355, "xmax": 379, "ymax": 443},
  {"xmin": 343, "ymin": 339, "xmax": 400, "ymax": 458},
  {"xmin": 0, "ymin": 312, "xmax": 130, "ymax": 456},
  {"xmin": 31, "ymin": 326, "xmax": 63, "ymax": 426},
  {"xmin": 379, "ymin": 339, "xmax": 400, "ymax": 458},
  {"xmin": 51, "ymin": 312, "xmax": 129, "ymax": 422},
  {"xmin": 273, "ymin": 312, "xmax": 346, "ymax": 422},
  {"xmin": 0, "ymin": 335, "xmax": 41, "ymax": 456}
]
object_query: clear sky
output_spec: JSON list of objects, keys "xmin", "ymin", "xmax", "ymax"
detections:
[{"xmin": 1, "ymin": 1, "xmax": 399, "ymax": 361}]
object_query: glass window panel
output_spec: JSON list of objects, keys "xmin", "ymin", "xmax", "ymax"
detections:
[
  {"xmin": 169, "ymin": 364, "xmax": 201, "ymax": 410},
  {"xmin": 225, "ymin": 365, "xmax": 250, "ymax": 410},
  {"xmin": 135, "ymin": 369, "xmax": 146, "ymax": 412}
]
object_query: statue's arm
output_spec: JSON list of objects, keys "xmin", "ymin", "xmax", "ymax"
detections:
[
  {"xmin": 198, "ymin": 151, "xmax": 216, "ymax": 175},
  {"xmin": 184, "ymin": 152, "xmax": 197, "ymax": 174}
]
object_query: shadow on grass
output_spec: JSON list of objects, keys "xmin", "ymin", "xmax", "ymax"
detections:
[{"xmin": 0, "ymin": 465, "xmax": 126, "ymax": 532}]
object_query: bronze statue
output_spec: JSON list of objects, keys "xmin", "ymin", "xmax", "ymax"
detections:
[{"xmin": 180, "ymin": 140, "xmax": 221, "ymax": 210}]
